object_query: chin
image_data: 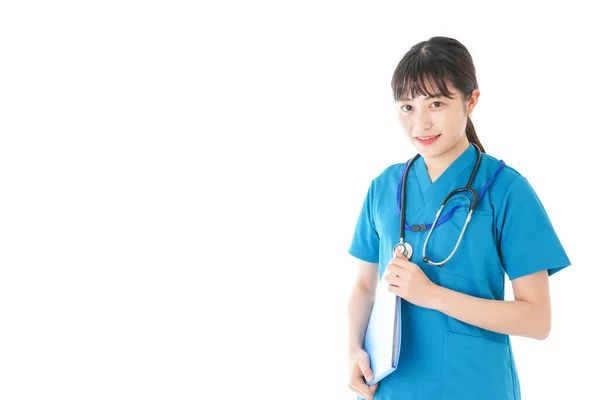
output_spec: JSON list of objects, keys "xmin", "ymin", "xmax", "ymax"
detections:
[{"xmin": 413, "ymin": 141, "xmax": 445, "ymax": 158}]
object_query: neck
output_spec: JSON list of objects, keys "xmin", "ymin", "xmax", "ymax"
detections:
[{"xmin": 423, "ymin": 137, "xmax": 470, "ymax": 182}]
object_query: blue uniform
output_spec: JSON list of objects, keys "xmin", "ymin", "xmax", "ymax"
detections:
[{"xmin": 349, "ymin": 144, "xmax": 570, "ymax": 400}]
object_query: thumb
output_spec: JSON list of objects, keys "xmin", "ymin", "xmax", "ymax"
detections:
[
  {"xmin": 358, "ymin": 358, "xmax": 374, "ymax": 382},
  {"xmin": 395, "ymin": 246, "xmax": 406, "ymax": 259}
]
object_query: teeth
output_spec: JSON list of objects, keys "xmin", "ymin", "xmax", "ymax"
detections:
[{"xmin": 418, "ymin": 135, "xmax": 438, "ymax": 140}]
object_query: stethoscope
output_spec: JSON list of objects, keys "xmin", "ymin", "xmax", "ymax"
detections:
[{"xmin": 393, "ymin": 144, "xmax": 483, "ymax": 267}]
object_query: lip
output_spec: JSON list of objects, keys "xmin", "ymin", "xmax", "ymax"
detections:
[{"xmin": 414, "ymin": 134, "xmax": 441, "ymax": 145}]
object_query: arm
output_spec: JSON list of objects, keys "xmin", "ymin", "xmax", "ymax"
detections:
[
  {"xmin": 431, "ymin": 270, "xmax": 551, "ymax": 340},
  {"xmin": 347, "ymin": 259, "xmax": 379, "ymax": 354}
]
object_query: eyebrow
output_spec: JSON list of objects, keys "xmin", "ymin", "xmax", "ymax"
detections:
[{"xmin": 398, "ymin": 92, "xmax": 444, "ymax": 102}]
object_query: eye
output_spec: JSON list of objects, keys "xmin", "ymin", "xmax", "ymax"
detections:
[
  {"xmin": 400, "ymin": 104, "xmax": 413, "ymax": 112},
  {"xmin": 431, "ymin": 101, "xmax": 443, "ymax": 108}
]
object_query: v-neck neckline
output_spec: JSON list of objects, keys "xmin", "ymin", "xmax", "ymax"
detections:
[{"xmin": 413, "ymin": 143, "xmax": 477, "ymax": 198}]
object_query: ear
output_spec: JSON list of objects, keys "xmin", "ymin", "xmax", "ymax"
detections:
[{"xmin": 467, "ymin": 89, "xmax": 480, "ymax": 115}]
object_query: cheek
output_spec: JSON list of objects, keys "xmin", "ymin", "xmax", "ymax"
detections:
[
  {"xmin": 397, "ymin": 116, "xmax": 411, "ymax": 131},
  {"xmin": 436, "ymin": 113, "xmax": 464, "ymax": 133},
  {"xmin": 432, "ymin": 112, "xmax": 450, "ymax": 124}
]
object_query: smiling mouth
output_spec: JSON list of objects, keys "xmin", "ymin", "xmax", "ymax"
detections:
[{"xmin": 415, "ymin": 134, "xmax": 441, "ymax": 141}]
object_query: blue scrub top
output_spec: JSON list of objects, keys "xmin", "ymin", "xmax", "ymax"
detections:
[{"xmin": 349, "ymin": 144, "xmax": 571, "ymax": 400}]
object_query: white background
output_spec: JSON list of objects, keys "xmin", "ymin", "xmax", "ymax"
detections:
[{"xmin": 0, "ymin": 1, "xmax": 597, "ymax": 399}]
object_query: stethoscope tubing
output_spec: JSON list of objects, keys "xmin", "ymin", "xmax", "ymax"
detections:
[{"xmin": 397, "ymin": 143, "xmax": 482, "ymax": 267}]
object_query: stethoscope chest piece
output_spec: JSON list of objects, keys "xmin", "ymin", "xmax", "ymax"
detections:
[{"xmin": 393, "ymin": 242, "xmax": 413, "ymax": 260}]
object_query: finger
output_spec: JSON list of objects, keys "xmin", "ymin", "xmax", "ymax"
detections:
[
  {"xmin": 386, "ymin": 264, "xmax": 409, "ymax": 280},
  {"xmin": 357, "ymin": 358, "xmax": 374, "ymax": 382},
  {"xmin": 368, "ymin": 381, "xmax": 379, "ymax": 396},
  {"xmin": 388, "ymin": 261, "xmax": 413, "ymax": 277},
  {"xmin": 391, "ymin": 258, "xmax": 413, "ymax": 271},
  {"xmin": 349, "ymin": 380, "xmax": 372, "ymax": 399},
  {"xmin": 388, "ymin": 281, "xmax": 403, "ymax": 295},
  {"xmin": 386, "ymin": 263, "xmax": 400, "ymax": 276},
  {"xmin": 390, "ymin": 257, "xmax": 410, "ymax": 269},
  {"xmin": 348, "ymin": 383, "xmax": 371, "ymax": 399},
  {"xmin": 384, "ymin": 271, "xmax": 400, "ymax": 286}
]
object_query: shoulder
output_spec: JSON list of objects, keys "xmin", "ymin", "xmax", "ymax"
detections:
[
  {"xmin": 480, "ymin": 152, "xmax": 528, "ymax": 191},
  {"xmin": 369, "ymin": 161, "xmax": 406, "ymax": 189},
  {"xmin": 480, "ymin": 153, "xmax": 539, "ymax": 212},
  {"xmin": 375, "ymin": 162, "xmax": 405, "ymax": 180},
  {"xmin": 357, "ymin": 161, "xmax": 409, "ymax": 202}
]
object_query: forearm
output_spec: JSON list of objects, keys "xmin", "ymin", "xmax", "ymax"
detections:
[
  {"xmin": 431, "ymin": 285, "xmax": 550, "ymax": 340},
  {"xmin": 347, "ymin": 284, "xmax": 376, "ymax": 354}
]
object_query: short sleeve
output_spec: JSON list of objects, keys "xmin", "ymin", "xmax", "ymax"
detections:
[
  {"xmin": 348, "ymin": 180, "xmax": 380, "ymax": 263},
  {"xmin": 496, "ymin": 175, "xmax": 571, "ymax": 280}
]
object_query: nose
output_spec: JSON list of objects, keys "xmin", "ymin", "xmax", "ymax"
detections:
[{"xmin": 415, "ymin": 109, "xmax": 433, "ymax": 131}]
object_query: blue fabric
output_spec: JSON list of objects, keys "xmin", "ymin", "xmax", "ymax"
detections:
[
  {"xmin": 348, "ymin": 180, "xmax": 380, "ymax": 264},
  {"xmin": 348, "ymin": 144, "xmax": 571, "ymax": 400},
  {"xmin": 396, "ymin": 158, "xmax": 506, "ymax": 232}
]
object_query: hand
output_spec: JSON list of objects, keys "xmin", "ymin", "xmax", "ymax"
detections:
[
  {"xmin": 347, "ymin": 347, "xmax": 378, "ymax": 399},
  {"xmin": 384, "ymin": 246, "xmax": 440, "ymax": 309}
]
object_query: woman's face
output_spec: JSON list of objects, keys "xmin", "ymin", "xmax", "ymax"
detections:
[{"xmin": 395, "ymin": 81, "xmax": 479, "ymax": 160}]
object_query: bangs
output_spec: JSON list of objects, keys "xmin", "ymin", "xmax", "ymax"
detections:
[{"xmin": 392, "ymin": 50, "xmax": 455, "ymax": 102}]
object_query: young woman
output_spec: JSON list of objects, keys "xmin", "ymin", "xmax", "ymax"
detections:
[{"xmin": 346, "ymin": 36, "xmax": 570, "ymax": 400}]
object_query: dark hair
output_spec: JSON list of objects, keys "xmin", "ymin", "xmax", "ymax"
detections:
[{"xmin": 391, "ymin": 36, "xmax": 485, "ymax": 153}]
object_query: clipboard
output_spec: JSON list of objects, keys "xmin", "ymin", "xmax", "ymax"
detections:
[{"xmin": 363, "ymin": 270, "xmax": 402, "ymax": 386}]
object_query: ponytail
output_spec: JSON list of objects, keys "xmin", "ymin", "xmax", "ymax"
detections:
[{"xmin": 466, "ymin": 116, "xmax": 485, "ymax": 153}]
